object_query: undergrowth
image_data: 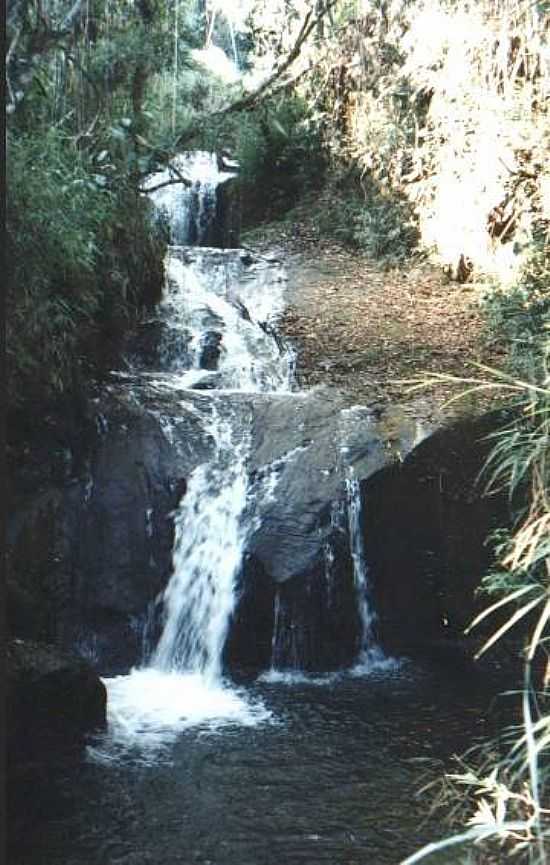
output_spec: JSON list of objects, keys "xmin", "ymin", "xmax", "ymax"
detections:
[
  {"xmin": 231, "ymin": 93, "xmax": 327, "ymax": 225},
  {"xmin": 6, "ymin": 130, "xmax": 166, "ymax": 415},
  {"xmin": 483, "ymin": 234, "xmax": 550, "ymax": 382},
  {"xmin": 315, "ymin": 168, "xmax": 420, "ymax": 263},
  {"xmin": 400, "ymin": 310, "xmax": 549, "ymax": 863}
]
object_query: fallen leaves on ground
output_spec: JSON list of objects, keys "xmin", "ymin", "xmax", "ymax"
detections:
[{"xmin": 244, "ymin": 217, "xmax": 506, "ymax": 425}]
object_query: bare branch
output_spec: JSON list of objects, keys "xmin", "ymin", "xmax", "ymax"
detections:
[
  {"xmin": 138, "ymin": 158, "xmax": 193, "ymax": 194},
  {"xmin": 61, "ymin": 0, "xmax": 87, "ymax": 32},
  {"xmin": 175, "ymin": 0, "xmax": 340, "ymax": 144},
  {"xmin": 139, "ymin": 177, "xmax": 192, "ymax": 195}
]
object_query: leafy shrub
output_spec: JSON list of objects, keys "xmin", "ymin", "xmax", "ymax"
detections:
[
  {"xmin": 231, "ymin": 94, "xmax": 327, "ymax": 223},
  {"xmin": 317, "ymin": 171, "xmax": 420, "ymax": 263},
  {"xmin": 484, "ymin": 235, "xmax": 550, "ymax": 381},
  {"xmin": 6, "ymin": 130, "xmax": 166, "ymax": 412}
]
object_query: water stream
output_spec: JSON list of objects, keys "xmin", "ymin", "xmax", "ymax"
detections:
[{"xmin": 10, "ymin": 153, "xmax": 503, "ymax": 865}]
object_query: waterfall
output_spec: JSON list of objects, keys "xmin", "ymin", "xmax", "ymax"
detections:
[
  {"xmin": 98, "ymin": 151, "xmax": 302, "ymax": 758},
  {"xmin": 345, "ymin": 474, "xmax": 387, "ymax": 671},
  {"xmin": 262, "ymin": 482, "xmax": 390, "ymax": 680},
  {"xmin": 144, "ymin": 151, "xmax": 236, "ymax": 246},
  {"xmin": 152, "ymin": 412, "xmax": 250, "ymax": 680},
  {"xmin": 98, "ymin": 150, "xmax": 392, "ymax": 760},
  {"xmin": 146, "ymin": 154, "xmax": 292, "ymax": 688}
]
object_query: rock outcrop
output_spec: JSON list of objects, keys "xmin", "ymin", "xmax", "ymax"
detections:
[
  {"xmin": 7, "ymin": 639, "xmax": 107, "ymax": 763},
  {"xmin": 9, "ymin": 375, "xmax": 512, "ymax": 677},
  {"xmin": 361, "ymin": 410, "xmax": 513, "ymax": 659}
]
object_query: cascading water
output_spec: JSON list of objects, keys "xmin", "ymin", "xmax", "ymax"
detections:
[
  {"xmin": 101, "ymin": 153, "xmax": 295, "ymax": 757},
  {"xmin": 144, "ymin": 152, "xmax": 236, "ymax": 246},
  {"xmin": 152, "ymin": 412, "xmax": 250, "ymax": 680},
  {"xmin": 345, "ymin": 473, "xmax": 392, "ymax": 673},
  {"xmin": 99, "ymin": 150, "xmax": 392, "ymax": 759}
]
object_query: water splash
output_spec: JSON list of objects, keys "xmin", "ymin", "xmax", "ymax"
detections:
[
  {"xmin": 155, "ymin": 250, "xmax": 293, "ymax": 392},
  {"xmin": 94, "ymin": 669, "xmax": 271, "ymax": 764}
]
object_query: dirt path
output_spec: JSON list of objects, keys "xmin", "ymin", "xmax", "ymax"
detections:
[{"xmin": 243, "ymin": 218, "xmax": 501, "ymax": 429}]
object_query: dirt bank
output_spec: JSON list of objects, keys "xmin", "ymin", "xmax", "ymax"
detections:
[{"xmin": 243, "ymin": 215, "xmax": 503, "ymax": 429}]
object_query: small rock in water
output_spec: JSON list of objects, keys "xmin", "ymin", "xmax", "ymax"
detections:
[{"xmin": 199, "ymin": 331, "xmax": 223, "ymax": 370}]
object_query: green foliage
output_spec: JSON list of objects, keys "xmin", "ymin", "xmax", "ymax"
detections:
[
  {"xmin": 317, "ymin": 171, "xmax": 420, "ymax": 263},
  {"xmin": 231, "ymin": 94, "xmax": 327, "ymax": 223},
  {"xmin": 484, "ymin": 237, "xmax": 550, "ymax": 382},
  {"xmin": 401, "ymin": 352, "xmax": 549, "ymax": 864},
  {"xmin": 144, "ymin": 61, "xmax": 232, "ymax": 149},
  {"xmin": 6, "ymin": 130, "xmax": 166, "ymax": 411}
]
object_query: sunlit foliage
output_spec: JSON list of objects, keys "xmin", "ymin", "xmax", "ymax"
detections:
[{"xmin": 262, "ymin": 1, "xmax": 549, "ymax": 281}]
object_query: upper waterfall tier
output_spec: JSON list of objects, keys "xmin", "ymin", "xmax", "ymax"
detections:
[{"xmin": 144, "ymin": 151, "xmax": 238, "ymax": 247}]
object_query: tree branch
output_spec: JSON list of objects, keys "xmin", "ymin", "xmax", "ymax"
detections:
[
  {"xmin": 175, "ymin": 0, "xmax": 340, "ymax": 144},
  {"xmin": 139, "ymin": 176, "xmax": 191, "ymax": 195},
  {"xmin": 61, "ymin": 0, "xmax": 87, "ymax": 32},
  {"xmin": 137, "ymin": 148, "xmax": 193, "ymax": 193}
]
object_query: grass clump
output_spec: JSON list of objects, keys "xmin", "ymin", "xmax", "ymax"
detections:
[{"xmin": 316, "ymin": 169, "xmax": 420, "ymax": 263}]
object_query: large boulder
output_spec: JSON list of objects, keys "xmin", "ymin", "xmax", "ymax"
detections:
[
  {"xmin": 6, "ymin": 387, "xmax": 213, "ymax": 673},
  {"xmin": 7, "ymin": 639, "xmax": 107, "ymax": 857},
  {"xmin": 226, "ymin": 390, "xmax": 421, "ymax": 673},
  {"xmin": 360, "ymin": 410, "xmax": 513, "ymax": 658},
  {"xmin": 6, "ymin": 638, "xmax": 106, "ymax": 764},
  {"xmin": 7, "ymin": 381, "xmax": 429, "ymax": 676}
]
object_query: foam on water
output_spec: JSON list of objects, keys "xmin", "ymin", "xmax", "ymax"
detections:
[{"xmin": 91, "ymin": 669, "xmax": 272, "ymax": 764}]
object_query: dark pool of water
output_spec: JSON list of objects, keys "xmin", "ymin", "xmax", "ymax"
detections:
[{"xmin": 9, "ymin": 660, "xmax": 506, "ymax": 865}]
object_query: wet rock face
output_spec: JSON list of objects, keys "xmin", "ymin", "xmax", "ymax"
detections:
[
  {"xmin": 7, "ymin": 389, "xmax": 214, "ymax": 674},
  {"xmin": 361, "ymin": 411, "xmax": 512, "ymax": 657},
  {"xmin": 7, "ymin": 358, "xmax": 512, "ymax": 678},
  {"xmin": 223, "ymin": 390, "xmax": 394, "ymax": 674},
  {"xmin": 7, "ymin": 386, "xmax": 389, "ymax": 674},
  {"xmin": 7, "ymin": 639, "xmax": 107, "ymax": 764},
  {"xmin": 226, "ymin": 525, "xmax": 361, "ymax": 676},
  {"xmin": 246, "ymin": 390, "xmax": 389, "ymax": 582}
]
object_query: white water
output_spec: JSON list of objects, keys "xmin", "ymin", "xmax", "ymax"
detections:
[
  {"xmin": 93, "ymin": 669, "xmax": 272, "ymax": 764},
  {"xmin": 144, "ymin": 151, "xmax": 236, "ymax": 245},
  {"xmin": 157, "ymin": 249, "xmax": 293, "ymax": 391},
  {"xmin": 99, "ymin": 153, "xmax": 294, "ymax": 754},
  {"xmin": 340, "ymin": 407, "xmax": 398, "ymax": 675},
  {"xmin": 152, "ymin": 411, "xmax": 250, "ymax": 679},
  {"xmin": 345, "ymin": 474, "xmax": 397, "ymax": 675}
]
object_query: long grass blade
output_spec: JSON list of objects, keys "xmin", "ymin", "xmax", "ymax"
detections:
[
  {"xmin": 465, "ymin": 584, "xmax": 539, "ymax": 634},
  {"xmin": 474, "ymin": 595, "xmax": 544, "ymax": 659},
  {"xmin": 399, "ymin": 822, "xmax": 530, "ymax": 865},
  {"xmin": 527, "ymin": 598, "xmax": 550, "ymax": 661}
]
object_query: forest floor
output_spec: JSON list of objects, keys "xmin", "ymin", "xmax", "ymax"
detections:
[{"xmin": 242, "ymin": 202, "xmax": 506, "ymax": 431}]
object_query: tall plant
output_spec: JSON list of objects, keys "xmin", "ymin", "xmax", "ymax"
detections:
[{"xmin": 399, "ymin": 349, "xmax": 549, "ymax": 863}]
